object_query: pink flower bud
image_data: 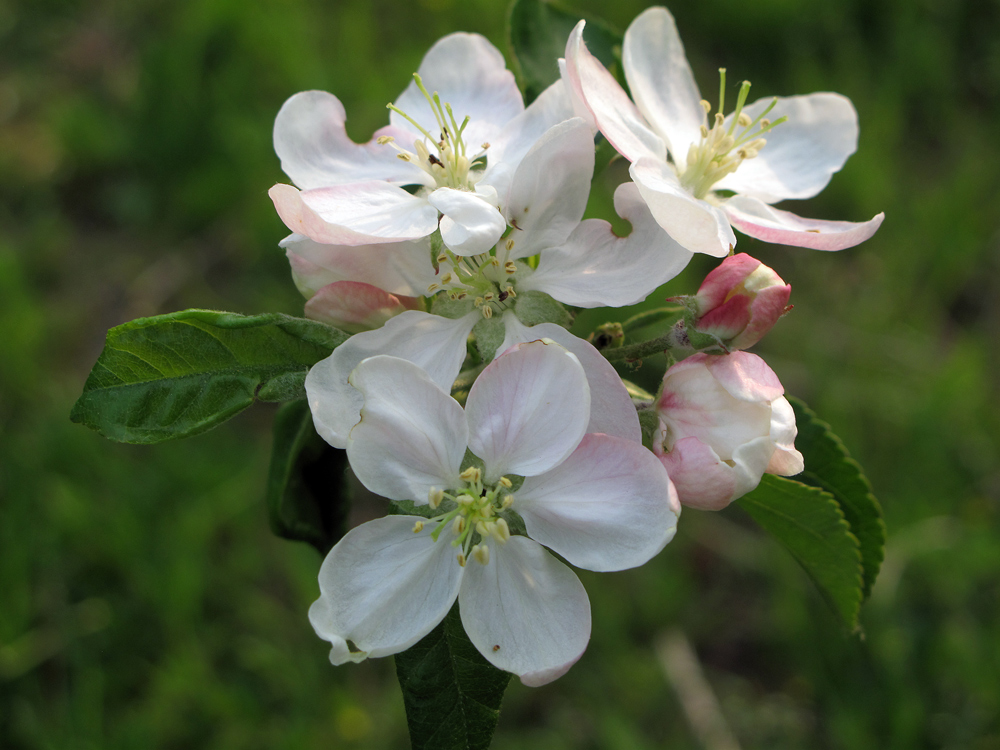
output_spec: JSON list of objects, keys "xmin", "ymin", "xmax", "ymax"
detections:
[
  {"xmin": 653, "ymin": 352, "xmax": 803, "ymax": 510},
  {"xmin": 305, "ymin": 281, "xmax": 420, "ymax": 333},
  {"xmin": 692, "ymin": 254, "xmax": 791, "ymax": 350}
]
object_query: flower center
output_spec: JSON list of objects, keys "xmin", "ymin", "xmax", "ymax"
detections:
[
  {"xmin": 426, "ymin": 238, "xmax": 522, "ymax": 319},
  {"xmin": 420, "ymin": 467, "xmax": 516, "ymax": 567},
  {"xmin": 678, "ymin": 69, "xmax": 787, "ymax": 200},
  {"xmin": 381, "ymin": 73, "xmax": 487, "ymax": 191}
]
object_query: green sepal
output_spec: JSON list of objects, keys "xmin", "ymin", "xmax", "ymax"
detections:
[
  {"xmin": 737, "ymin": 475, "xmax": 864, "ymax": 631},
  {"xmin": 514, "ymin": 290, "xmax": 572, "ymax": 328},
  {"xmin": 472, "ymin": 316, "xmax": 506, "ymax": 362},
  {"xmin": 637, "ymin": 408, "xmax": 661, "ymax": 452},
  {"xmin": 266, "ymin": 399, "xmax": 350, "ymax": 555},
  {"xmin": 431, "ymin": 294, "xmax": 474, "ymax": 320},
  {"xmin": 71, "ymin": 309, "xmax": 348, "ymax": 444},
  {"xmin": 507, "ymin": 0, "xmax": 622, "ymax": 103},
  {"xmin": 395, "ymin": 604, "xmax": 512, "ymax": 750},
  {"xmin": 788, "ymin": 397, "xmax": 886, "ymax": 600}
]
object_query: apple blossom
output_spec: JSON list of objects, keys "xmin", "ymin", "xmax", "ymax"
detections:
[
  {"xmin": 653, "ymin": 351, "xmax": 803, "ymax": 510},
  {"xmin": 269, "ymin": 32, "xmax": 582, "ymax": 257},
  {"xmin": 563, "ymin": 6, "xmax": 884, "ymax": 257},
  {"xmin": 309, "ymin": 341, "xmax": 679, "ymax": 685}
]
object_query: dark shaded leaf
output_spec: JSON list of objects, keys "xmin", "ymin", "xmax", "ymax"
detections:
[
  {"xmin": 71, "ymin": 309, "xmax": 348, "ymax": 443},
  {"xmin": 395, "ymin": 605, "xmax": 511, "ymax": 750},
  {"xmin": 266, "ymin": 399, "xmax": 350, "ymax": 555}
]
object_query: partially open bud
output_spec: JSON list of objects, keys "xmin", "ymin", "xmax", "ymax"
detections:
[{"xmin": 689, "ymin": 254, "xmax": 791, "ymax": 350}]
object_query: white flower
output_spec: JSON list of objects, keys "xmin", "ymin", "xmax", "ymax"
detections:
[
  {"xmin": 309, "ymin": 340, "xmax": 679, "ymax": 685},
  {"xmin": 653, "ymin": 351, "xmax": 804, "ymax": 509},
  {"xmin": 563, "ymin": 7, "xmax": 884, "ymax": 256},
  {"xmin": 269, "ymin": 32, "xmax": 579, "ymax": 256}
]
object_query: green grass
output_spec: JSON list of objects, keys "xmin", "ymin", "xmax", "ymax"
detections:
[{"xmin": 2, "ymin": 0, "xmax": 999, "ymax": 747}]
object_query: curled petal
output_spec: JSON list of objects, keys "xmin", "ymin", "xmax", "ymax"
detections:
[
  {"xmin": 722, "ymin": 195, "xmax": 884, "ymax": 251},
  {"xmin": 390, "ymin": 33, "xmax": 523, "ymax": 150},
  {"xmin": 310, "ymin": 516, "xmax": 463, "ymax": 662},
  {"xmin": 274, "ymin": 90, "xmax": 425, "ymax": 190},
  {"xmin": 347, "ymin": 356, "xmax": 467, "ymax": 501},
  {"xmin": 499, "ymin": 313, "xmax": 641, "ymax": 443},
  {"xmin": 270, "ymin": 183, "xmax": 438, "ymax": 246},
  {"xmin": 281, "ymin": 233, "xmax": 437, "ymax": 298},
  {"xmin": 564, "ymin": 21, "xmax": 665, "ymax": 163},
  {"xmin": 428, "ymin": 187, "xmax": 507, "ymax": 256},
  {"xmin": 466, "ymin": 339, "xmax": 590, "ymax": 481},
  {"xmin": 622, "ymin": 6, "xmax": 704, "ymax": 160},
  {"xmin": 305, "ymin": 310, "xmax": 478, "ymax": 448},
  {"xmin": 459, "ymin": 536, "xmax": 591, "ymax": 686},
  {"xmin": 305, "ymin": 281, "xmax": 419, "ymax": 333},
  {"xmin": 630, "ymin": 158, "xmax": 735, "ymax": 257},
  {"xmin": 765, "ymin": 397, "xmax": 805, "ymax": 475},
  {"xmin": 517, "ymin": 433, "xmax": 679, "ymax": 572},
  {"xmin": 656, "ymin": 435, "xmax": 770, "ymax": 510},
  {"xmin": 716, "ymin": 93, "xmax": 859, "ymax": 203},
  {"xmin": 521, "ymin": 181, "xmax": 693, "ymax": 306},
  {"xmin": 503, "ymin": 118, "xmax": 595, "ymax": 260}
]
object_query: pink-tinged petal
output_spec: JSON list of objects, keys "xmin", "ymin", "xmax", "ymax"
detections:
[
  {"xmin": 269, "ymin": 182, "xmax": 438, "ymax": 246},
  {"xmin": 765, "ymin": 397, "xmax": 804, "ymax": 475},
  {"xmin": 503, "ymin": 118, "xmax": 595, "ymax": 260},
  {"xmin": 730, "ymin": 283, "xmax": 791, "ymax": 349},
  {"xmin": 281, "ymin": 233, "xmax": 437, "ymax": 298},
  {"xmin": 630, "ymin": 158, "xmax": 735, "ymax": 257},
  {"xmin": 564, "ymin": 21, "xmax": 665, "ymax": 163},
  {"xmin": 715, "ymin": 93, "xmax": 859, "ymax": 202},
  {"xmin": 347, "ymin": 355, "xmax": 467, "ymax": 501},
  {"xmin": 695, "ymin": 253, "xmax": 764, "ymax": 310},
  {"xmin": 466, "ymin": 339, "xmax": 590, "ymax": 481},
  {"xmin": 517, "ymin": 433, "xmax": 678, "ymax": 572},
  {"xmin": 305, "ymin": 310, "xmax": 478, "ymax": 449},
  {"xmin": 428, "ymin": 187, "xmax": 507, "ymax": 256},
  {"xmin": 459, "ymin": 536, "xmax": 590, "ymax": 686},
  {"xmin": 274, "ymin": 90, "xmax": 427, "ymax": 190},
  {"xmin": 557, "ymin": 57, "xmax": 597, "ymax": 131},
  {"xmin": 520, "ymin": 181, "xmax": 693, "ymax": 306},
  {"xmin": 701, "ymin": 351, "xmax": 784, "ymax": 402},
  {"xmin": 696, "ymin": 295, "xmax": 753, "ymax": 342},
  {"xmin": 499, "ymin": 313, "xmax": 641, "ymax": 443},
  {"xmin": 304, "ymin": 281, "xmax": 418, "ymax": 333},
  {"xmin": 390, "ymin": 33, "xmax": 523, "ymax": 151},
  {"xmin": 722, "ymin": 195, "xmax": 884, "ymax": 251},
  {"xmin": 656, "ymin": 435, "xmax": 766, "ymax": 510},
  {"xmin": 483, "ymin": 80, "xmax": 575, "ymax": 199},
  {"xmin": 622, "ymin": 7, "xmax": 704, "ymax": 160},
  {"xmin": 310, "ymin": 516, "xmax": 463, "ymax": 662}
]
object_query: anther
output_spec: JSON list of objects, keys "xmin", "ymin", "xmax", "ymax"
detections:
[
  {"xmin": 436, "ymin": 253, "xmax": 449, "ymax": 264},
  {"xmin": 427, "ymin": 283, "xmax": 440, "ymax": 294},
  {"xmin": 714, "ymin": 112, "xmax": 725, "ymax": 127},
  {"xmin": 483, "ymin": 292, "xmax": 495, "ymax": 301},
  {"xmin": 457, "ymin": 553, "xmax": 467, "ymax": 567},
  {"xmin": 505, "ymin": 239, "xmax": 514, "ymax": 251},
  {"xmin": 396, "ymin": 153, "xmax": 411, "ymax": 161},
  {"xmin": 493, "ymin": 518, "xmax": 510, "ymax": 543},
  {"xmin": 504, "ymin": 261, "xmax": 517, "ymax": 274},
  {"xmin": 499, "ymin": 476, "xmax": 512, "ymax": 489},
  {"xmin": 377, "ymin": 135, "xmax": 395, "ymax": 145},
  {"xmin": 700, "ymin": 99, "xmax": 712, "ymax": 113},
  {"xmin": 699, "ymin": 125, "xmax": 709, "ymax": 139},
  {"xmin": 412, "ymin": 521, "xmax": 424, "ymax": 533},
  {"xmin": 441, "ymin": 272, "xmax": 453, "ymax": 284},
  {"xmin": 760, "ymin": 118, "xmax": 771, "ymax": 128},
  {"xmin": 501, "ymin": 495, "xmax": 514, "ymax": 510},
  {"xmin": 482, "ymin": 305, "xmax": 493, "ymax": 319},
  {"xmin": 452, "ymin": 516, "xmax": 466, "ymax": 535},
  {"xmin": 473, "ymin": 544, "xmax": 490, "ymax": 566},
  {"xmin": 460, "ymin": 466, "xmax": 482, "ymax": 483},
  {"xmin": 738, "ymin": 112, "xmax": 752, "ymax": 127},
  {"xmin": 505, "ymin": 286, "xmax": 515, "ymax": 298},
  {"xmin": 428, "ymin": 488, "xmax": 444, "ymax": 509},
  {"xmin": 481, "ymin": 142, "xmax": 490, "ymax": 149}
]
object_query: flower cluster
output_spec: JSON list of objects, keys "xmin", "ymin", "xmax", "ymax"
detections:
[{"xmin": 268, "ymin": 6, "xmax": 882, "ymax": 685}]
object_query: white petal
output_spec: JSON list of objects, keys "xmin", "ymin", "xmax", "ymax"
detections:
[
  {"xmin": 502, "ymin": 118, "xmax": 595, "ymax": 260},
  {"xmin": 482, "ymin": 79, "xmax": 575, "ymax": 199},
  {"xmin": 520, "ymin": 181, "xmax": 693, "ymax": 306},
  {"xmin": 715, "ymin": 93, "xmax": 859, "ymax": 202},
  {"xmin": 499, "ymin": 313, "xmax": 641, "ymax": 443},
  {"xmin": 270, "ymin": 183, "xmax": 439, "ymax": 245},
  {"xmin": 310, "ymin": 516, "xmax": 463, "ymax": 662},
  {"xmin": 282, "ymin": 233, "xmax": 437, "ymax": 298},
  {"xmin": 630, "ymin": 158, "xmax": 735, "ymax": 257},
  {"xmin": 564, "ymin": 21, "xmax": 666, "ymax": 163},
  {"xmin": 655, "ymin": 436, "xmax": 752, "ymax": 510},
  {"xmin": 459, "ymin": 536, "xmax": 590, "ymax": 686},
  {"xmin": 274, "ymin": 90, "xmax": 428, "ymax": 190},
  {"xmin": 466, "ymin": 339, "xmax": 589, "ymax": 480},
  {"xmin": 765, "ymin": 396, "xmax": 804, "ymax": 475},
  {"xmin": 305, "ymin": 281, "xmax": 416, "ymax": 333},
  {"xmin": 517, "ymin": 433, "xmax": 678, "ymax": 572},
  {"xmin": 621, "ymin": 7, "xmax": 703, "ymax": 160},
  {"xmin": 346, "ymin": 356, "xmax": 467, "ymax": 500},
  {"xmin": 390, "ymin": 33, "xmax": 523, "ymax": 151},
  {"xmin": 428, "ymin": 187, "xmax": 507, "ymax": 256},
  {"xmin": 722, "ymin": 195, "xmax": 884, "ymax": 251},
  {"xmin": 305, "ymin": 310, "xmax": 478, "ymax": 449}
]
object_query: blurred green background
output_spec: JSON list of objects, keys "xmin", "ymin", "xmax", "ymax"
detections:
[{"xmin": 2, "ymin": 0, "xmax": 999, "ymax": 747}]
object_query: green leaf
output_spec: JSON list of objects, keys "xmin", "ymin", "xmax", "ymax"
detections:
[
  {"xmin": 266, "ymin": 399, "xmax": 350, "ymax": 555},
  {"xmin": 395, "ymin": 605, "xmax": 511, "ymax": 750},
  {"xmin": 737, "ymin": 475, "xmax": 864, "ymax": 629},
  {"xmin": 788, "ymin": 397, "xmax": 886, "ymax": 600},
  {"xmin": 71, "ymin": 309, "xmax": 349, "ymax": 444},
  {"xmin": 507, "ymin": 0, "xmax": 622, "ymax": 103}
]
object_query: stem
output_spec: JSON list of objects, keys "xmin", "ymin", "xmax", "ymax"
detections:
[
  {"xmin": 602, "ymin": 331, "xmax": 678, "ymax": 362},
  {"xmin": 621, "ymin": 306, "xmax": 683, "ymax": 333}
]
